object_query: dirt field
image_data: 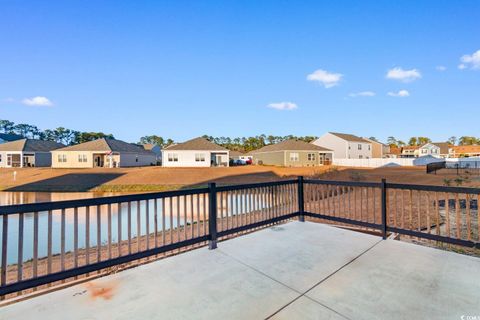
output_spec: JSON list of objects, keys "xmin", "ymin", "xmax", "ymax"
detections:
[{"xmin": 1, "ymin": 165, "xmax": 479, "ymax": 192}]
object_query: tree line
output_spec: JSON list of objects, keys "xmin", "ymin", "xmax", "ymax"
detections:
[
  {"xmin": 386, "ymin": 136, "xmax": 480, "ymax": 148},
  {"xmin": 0, "ymin": 119, "xmax": 114, "ymax": 145}
]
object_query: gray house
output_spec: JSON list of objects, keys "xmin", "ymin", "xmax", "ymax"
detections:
[
  {"xmin": 0, "ymin": 139, "xmax": 64, "ymax": 167},
  {"xmin": 313, "ymin": 132, "xmax": 372, "ymax": 159}
]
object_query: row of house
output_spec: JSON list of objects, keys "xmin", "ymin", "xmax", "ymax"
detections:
[{"xmin": 1, "ymin": 132, "xmax": 479, "ymax": 169}]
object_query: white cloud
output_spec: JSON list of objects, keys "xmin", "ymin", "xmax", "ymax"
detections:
[
  {"xmin": 386, "ymin": 67, "xmax": 422, "ymax": 82},
  {"xmin": 388, "ymin": 90, "xmax": 410, "ymax": 97},
  {"xmin": 349, "ymin": 91, "xmax": 376, "ymax": 97},
  {"xmin": 459, "ymin": 49, "xmax": 480, "ymax": 70},
  {"xmin": 436, "ymin": 65, "xmax": 447, "ymax": 71},
  {"xmin": 267, "ymin": 102, "xmax": 298, "ymax": 111},
  {"xmin": 21, "ymin": 96, "xmax": 53, "ymax": 107},
  {"xmin": 307, "ymin": 69, "xmax": 343, "ymax": 88}
]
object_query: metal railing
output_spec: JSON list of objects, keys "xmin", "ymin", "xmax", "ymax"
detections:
[{"xmin": 0, "ymin": 177, "xmax": 479, "ymax": 297}]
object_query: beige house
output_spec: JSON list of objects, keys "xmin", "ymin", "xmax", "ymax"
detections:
[
  {"xmin": 363, "ymin": 138, "xmax": 390, "ymax": 158},
  {"xmin": 162, "ymin": 137, "xmax": 229, "ymax": 167},
  {"xmin": 52, "ymin": 138, "xmax": 156, "ymax": 168},
  {"xmin": 0, "ymin": 139, "xmax": 64, "ymax": 168},
  {"xmin": 251, "ymin": 139, "xmax": 333, "ymax": 167}
]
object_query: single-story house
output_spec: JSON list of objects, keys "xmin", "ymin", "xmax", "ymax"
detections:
[
  {"xmin": 162, "ymin": 137, "xmax": 229, "ymax": 167},
  {"xmin": 313, "ymin": 132, "xmax": 372, "ymax": 159},
  {"xmin": 250, "ymin": 139, "xmax": 333, "ymax": 167},
  {"xmin": 51, "ymin": 138, "xmax": 156, "ymax": 168},
  {"xmin": 0, "ymin": 139, "xmax": 64, "ymax": 168},
  {"xmin": 0, "ymin": 133, "xmax": 23, "ymax": 144}
]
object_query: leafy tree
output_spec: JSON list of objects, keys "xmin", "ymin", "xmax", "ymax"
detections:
[
  {"xmin": 0, "ymin": 120, "xmax": 15, "ymax": 133},
  {"xmin": 459, "ymin": 136, "xmax": 479, "ymax": 146},
  {"xmin": 417, "ymin": 137, "xmax": 431, "ymax": 145},
  {"xmin": 447, "ymin": 136, "xmax": 457, "ymax": 145},
  {"xmin": 387, "ymin": 136, "xmax": 397, "ymax": 147},
  {"xmin": 408, "ymin": 137, "xmax": 418, "ymax": 146}
]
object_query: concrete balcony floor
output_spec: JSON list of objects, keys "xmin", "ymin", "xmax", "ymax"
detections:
[{"xmin": 1, "ymin": 221, "xmax": 479, "ymax": 320}]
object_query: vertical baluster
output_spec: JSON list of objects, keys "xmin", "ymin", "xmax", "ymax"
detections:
[
  {"xmin": 107, "ymin": 204, "xmax": 112, "ymax": 259},
  {"xmin": 146, "ymin": 200, "xmax": 150, "ymax": 250},
  {"xmin": 117, "ymin": 204, "xmax": 122, "ymax": 257},
  {"xmin": 190, "ymin": 194, "xmax": 194, "ymax": 239},
  {"xmin": 154, "ymin": 199, "xmax": 158, "ymax": 248},
  {"xmin": 137, "ymin": 201, "xmax": 141, "ymax": 252},
  {"xmin": 48, "ymin": 210, "xmax": 53, "ymax": 272},
  {"xmin": 74, "ymin": 208, "xmax": 78, "ymax": 267},
  {"xmin": 1, "ymin": 215, "xmax": 8, "ymax": 287},
  {"xmin": 235, "ymin": 189, "xmax": 240, "ymax": 227},
  {"xmin": 169, "ymin": 197, "xmax": 173, "ymax": 243},
  {"xmin": 194, "ymin": 195, "xmax": 199, "ymax": 238},
  {"xmin": 365, "ymin": 188, "xmax": 369, "ymax": 222},
  {"xmin": 225, "ymin": 191, "xmax": 230, "ymax": 230},
  {"xmin": 393, "ymin": 191, "xmax": 397, "ymax": 227},
  {"xmin": 162, "ymin": 198, "xmax": 166, "ymax": 246},
  {"xmin": 417, "ymin": 191, "xmax": 421, "ymax": 232},
  {"xmin": 183, "ymin": 195, "xmax": 187, "ymax": 241},
  {"xmin": 466, "ymin": 194, "xmax": 471, "ymax": 241},
  {"xmin": 86, "ymin": 206, "xmax": 90, "ymax": 265},
  {"xmin": 96, "ymin": 205, "xmax": 101, "ymax": 263},
  {"xmin": 445, "ymin": 193, "xmax": 450, "ymax": 237},
  {"xmin": 435, "ymin": 193, "xmax": 440, "ymax": 236},
  {"xmin": 127, "ymin": 202, "xmax": 132, "ymax": 255},
  {"xmin": 61, "ymin": 208, "xmax": 66, "ymax": 270},
  {"xmin": 477, "ymin": 194, "xmax": 480, "ymax": 242},
  {"xmin": 455, "ymin": 194, "xmax": 460, "ymax": 239},
  {"xmin": 177, "ymin": 196, "xmax": 181, "ymax": 243},
  {"xmin": 426, "ymin": 192, "xmax": 431, "ymax": 234},
  {"xmin": 373, "ymin": 187, "xmax": 377, "ymax": 224},
  {"xmin": 33, "ymin": 211, "xmax": 39, "ymax": 278},
  {"xmin": 219, "ymin": 192, "xmax": 224, "ymax": 233},
  {"xmin": 203, "ymin": 193, "xmax": 207, "ymax": 236},
  {"xmin": 401, "ymin": 190, "xmax": 405, "ymax": 229},
  {"xmin": 17, "ymin": 213, "xmax": 24, "ymax": 281},
  {"xmin": 409, "ymin": 190, "xmax": 413, "ymax": 230}
]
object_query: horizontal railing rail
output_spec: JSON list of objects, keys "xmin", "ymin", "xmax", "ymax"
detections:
[{"xmin": 1, "ymin": 177, "xmax": 479, "ymax": 298}]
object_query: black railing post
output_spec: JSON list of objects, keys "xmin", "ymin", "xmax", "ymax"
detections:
[
  {"xmin": 381, "ymin": 178, "xmax": 387, "ymax": 239},
  {"xmin": 298, "ymin": 176, "xmax": 305, "ymax": 222},
  {"xmin": 208, "ymin": 182, "xmax": 218, "ymax": 249}
]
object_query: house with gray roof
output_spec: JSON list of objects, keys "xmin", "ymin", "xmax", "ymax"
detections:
[
  {"xmin": 313, "ymin": 132, "xmax": 372, "ymax": 159},
  {"xmin": 0, "ymin": 133, "xmax": 23, "ymax": 144},
  {"xmin": 51, "ymin": 138, "xmax": 156, "ymax": 168},
  {"xmin": 250, "ymin": 139, "xmax": 333, "ymax": 167},
  {"xmin": 162, "ymin": 137, "xmax": 229, "ymax": 167},
  {"xmin": 0, "ymin": 139, "xmax": 64, "ymax": 168}
]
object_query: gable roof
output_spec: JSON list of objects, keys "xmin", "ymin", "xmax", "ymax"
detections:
[
  {"xmin": 431, "ymin": 142, "xmax": 450, "ymax": 154},
  {"xmin": 251, "ymin": 139, "xmax": 332, "ymax": 153},
  {"xmin": 163, "ymin": 137, "xmax": 228, "ymax": 151},
  {"xmin": 451, "ymin": 145, "xmax": 480, "ymax": 154},
  {"xmin": 229, "ymin": 150, "xmax": 244, "ymax": 157},
  {"xmin": 0, "ymin": 133, "xmax": 23, "ymax": 142},
  {"xmin": 329, "ymin": 132, "xmax": 370, "ymax": 143},
  {"xmin": 54, "ymin": 138, "xmax": 153, "ymax": 154},
  {"xmin": 0, "ymin": 139, "xmax": 64, "ymax": 152}
]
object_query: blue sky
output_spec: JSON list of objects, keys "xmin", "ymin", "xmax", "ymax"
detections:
[{"xmin": 1, "ymin": 1, "xmax": 479, "ymax": 143}]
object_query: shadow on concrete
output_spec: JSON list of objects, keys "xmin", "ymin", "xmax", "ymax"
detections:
[{"xmin": 6, "ymin": 173, "xmax": 124, "ymax": 192}]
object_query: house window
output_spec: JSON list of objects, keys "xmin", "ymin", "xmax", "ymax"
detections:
[
  {"xmin": 358, "ymin": 144, "xmax": 362, "ymax": 150},
  {"xmin": 168, "ymin": 153, "xmax": 178, "ymax": 162},
  {"xmin": 359, "ymin": 155, "xmax": 363, "ymax": 159},
  {"xmin": 78, "ymin": 154, "xmax": 88, "ymax": 163},
  {"xmin": 290, "ymin": 152, "xmax": 299, "ymax": 162},
  {"xmin": 195, "ymin": 153, "xmax": 206, "ymax": 162},
  {"xmin": 307, "ymin": 153, "xmax": 316, "ymax": 161},
  {"xmin": 422, "ymin": 149, "xmax": 427, "ymax": 154},
  {"xmin": 368, "ymin": 145, "xmax": 371, "ymax": 151},
  {"xmin": 58, "ymin": 154, "xmax": 67, "ymax": 163}
]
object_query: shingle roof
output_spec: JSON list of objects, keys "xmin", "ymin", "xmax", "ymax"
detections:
[
  {"xmin": 0, "ymin": 133, "xmax": 23, "ymax": 142},
  {"xmin": 55, "ymin": 138, "xmax": 154, "ymax": 154},
  {"xmin": 251, "ymin": 139, "xmax": 332, "ymax": 153},
  {"xmin": 0, "ymin": 139, "xmax": 64, "ymax": 152},
  {"xmin": 163, "ymin": 137, "xmax": 228, "ymax": 151},
  {"xmin": 431, "ymin": 142, "xmax": 451, "ymax": 155},
  {"xmin": 451, "ymin": 145, "xmax": 480, "ymax": 154},
  {"xmin": 329, "ymin": 132, "xmax": 370, "ymax": 143},
  {"xmin": 229, "ymin": 150, "xmax": 244, "ymax": 157}
]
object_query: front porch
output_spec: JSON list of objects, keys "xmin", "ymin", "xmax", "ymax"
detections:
[{"xmin": 1, "ymin": 221, "xmax": 478, "ymax": 319}]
